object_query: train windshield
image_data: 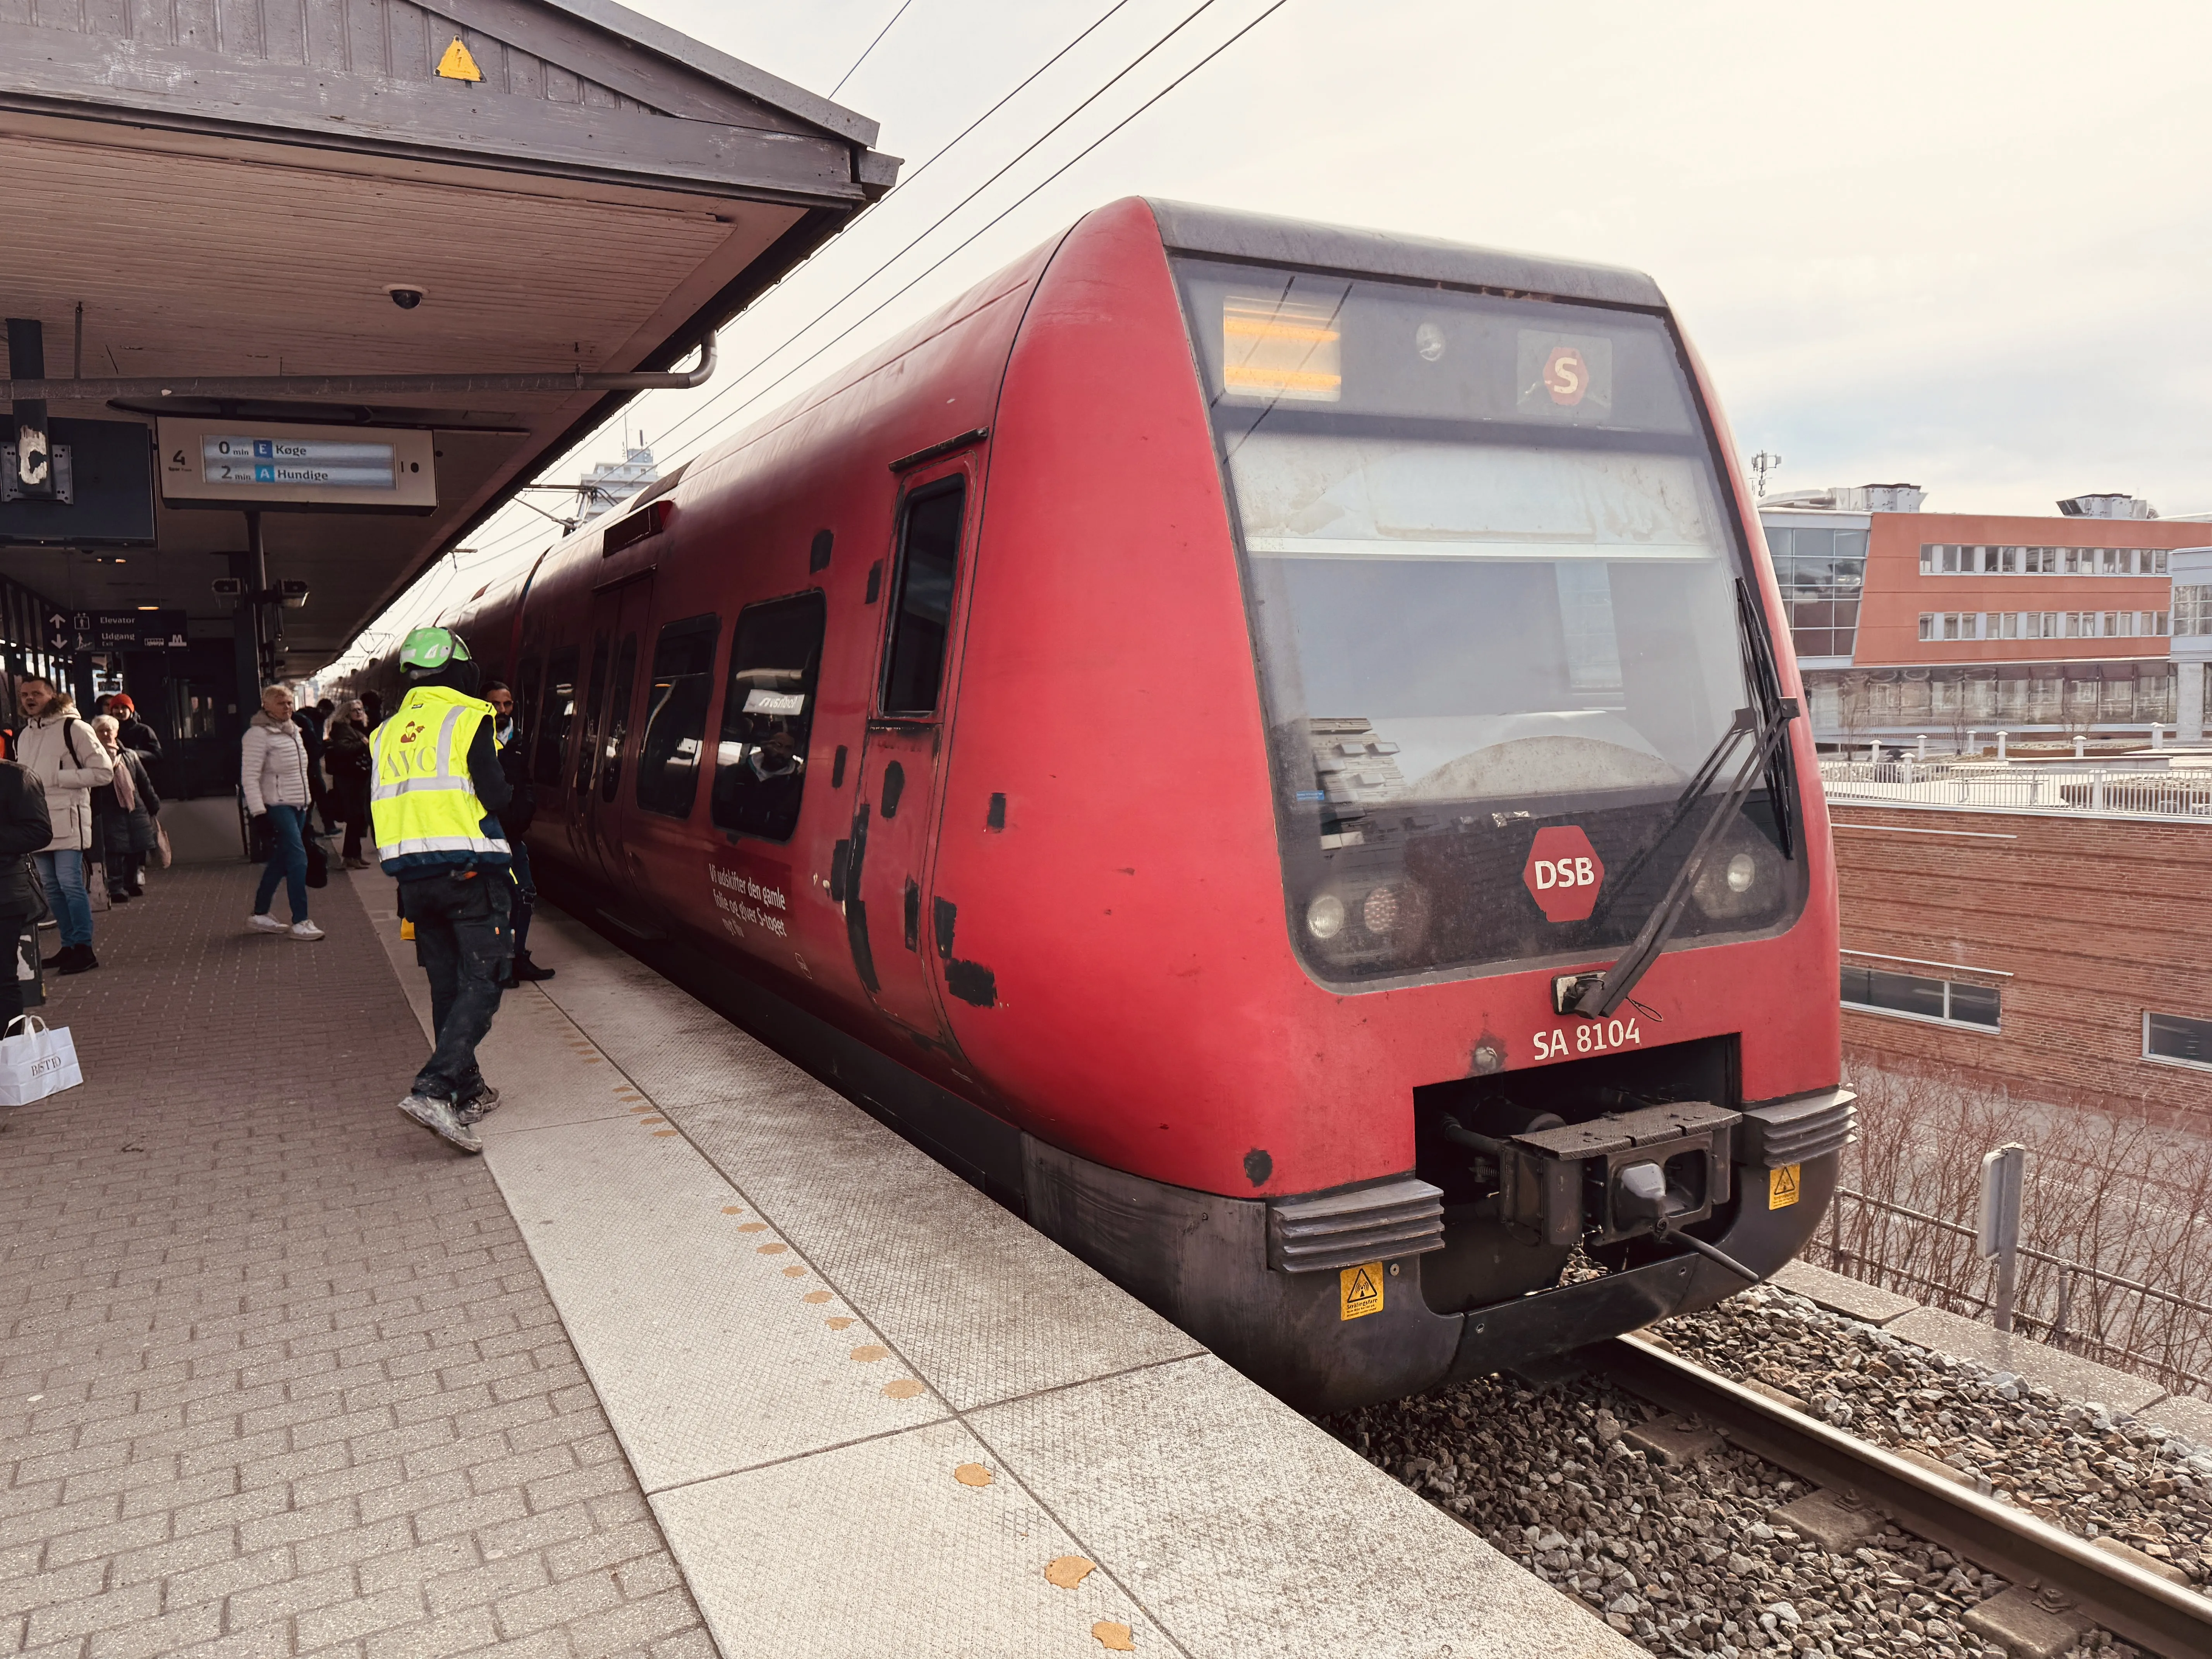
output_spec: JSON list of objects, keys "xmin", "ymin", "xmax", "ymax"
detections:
[{"xmin": 1173, "ymin": 259, "xmax": 1806, "ymax": 984}]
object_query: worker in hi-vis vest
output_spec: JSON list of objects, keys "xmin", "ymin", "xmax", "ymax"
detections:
[{"xmin": 370, "ymin": 626, "xmax": 514, "ymax": 1154}]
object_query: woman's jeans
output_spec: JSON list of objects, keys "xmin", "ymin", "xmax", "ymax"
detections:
[
  {"xmin": 34, "ymin": 851, "xmax": 91, "ymax": 948},
  {"xmin": 254, "ymin": 805, "xmax": 309, "ymax": 922}
]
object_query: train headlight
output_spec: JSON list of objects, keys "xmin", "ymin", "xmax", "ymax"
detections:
[
  {"xmin": 1362, "ymin": 886, "xmax": 1399, "ymax": 934},
  {"xmin": 1693, "ymin": 845, "xmax": 1767, "ymax": 919},
  {"xmin": 1306, "ymin": 893, "xmax": 1346, "ymax": 940}
]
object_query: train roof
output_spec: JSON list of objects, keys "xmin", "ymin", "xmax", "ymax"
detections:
[{"xmin": 1144, "ymin": 199, "xmax": 1666, "ymax": 311}]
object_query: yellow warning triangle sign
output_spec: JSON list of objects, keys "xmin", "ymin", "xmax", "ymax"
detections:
[{"xmin": 436, "ymin": 36, "xmax": 484, "ymax": 82}]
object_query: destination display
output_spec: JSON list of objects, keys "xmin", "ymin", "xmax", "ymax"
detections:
[
  {"xmin": 202, "ymin": 436, "xmax": 395, "ymax": 492},
  {"xmin": 156, "ymin": 418, "xmax": 437, "ymax": 510}
]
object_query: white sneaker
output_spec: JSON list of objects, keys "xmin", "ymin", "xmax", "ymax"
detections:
[
  {"xmin": 249, "ymin": 914, "xmax": 286, "ymax": 933},
  {"xmin": 289, "ymin": 921, "xmax": 325, "ymax": 941}
]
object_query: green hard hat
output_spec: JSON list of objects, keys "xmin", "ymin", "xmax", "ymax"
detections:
[{"xmin": 399, "ymin": 625, "xmax": 471, "ymax": 673}]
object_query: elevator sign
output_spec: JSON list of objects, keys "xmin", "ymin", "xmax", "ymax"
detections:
[{"xmin": 155, "ymin": 418, "xmax": 437, "ymax": 511}]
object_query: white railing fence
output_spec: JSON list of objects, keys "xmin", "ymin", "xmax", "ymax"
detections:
[{"xmin": 1819, "ymin": 760, "xmax": 2212, "ymax": 821}]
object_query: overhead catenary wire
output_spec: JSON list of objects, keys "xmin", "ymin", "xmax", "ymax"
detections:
[
  {"xmin": 330, "ymin": 0, "xmax": 1296, "ymax": 671},
  {"xmin": 830, "ymin": 0, "xmax": 916, "ymax": 98},
  {"xmin": 649, "ymin": 0, "xmax": 1298, "ymax": 471},
  {"xmin": 441, "ymin": 0, "xmax": 1152, "ymax": 577},
  {"xmin": 646, "ymin": 0, "xmax": 1202, "ymax": 462}
]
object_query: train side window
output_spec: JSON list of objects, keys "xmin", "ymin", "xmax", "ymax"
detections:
[
  {"xmin": 881, "ymin": 478, "xmax": 965, "ymax": 717},
  {"xmin": 575, "ymin": 633, "xmax": 610, "ymax": 794},
  {"xmin": 712, "ymin": 592, "xmax": 826, "ymax": 843},
  {"xmin": 636, "ymin": 614, "xmax": 720, "ymax": 818},
  {"xmin": 536, "ymin": 646, "xmax": 579, "ymax": 790},
  {"xmin": 514, "ymin": 655, "xmax": 542, "ymax": 761},
  {"xmin": 599, "ymin": 632, "xmax": 640, "ymax": 803}
]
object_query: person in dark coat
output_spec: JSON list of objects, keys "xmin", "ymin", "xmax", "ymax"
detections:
[
  {"xmin": 107, "ymin": 694, "xmax": 162, "ymax": 764},
  {"xmin": 323, "ymin": 699, "xmax": 373, "ymax": 869},
  {"xmin": 91, "ymin": 715, "xmax": 160, "ymax": 900},
  {"xmin": 293, "ymin": 698, "xmax": 335, "ymax": 834},
  {"xmin": 0, "ymin": 760, "xmax": 52, "ymax": 1027},
  {"xmin": 481, "ymin": 681, "xmax": 552, "ymax": 981}
]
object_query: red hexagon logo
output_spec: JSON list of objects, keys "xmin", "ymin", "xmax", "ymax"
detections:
[{"xmin": 1522, "ymin": 826, "xmax": 1605, "ymax": 923}]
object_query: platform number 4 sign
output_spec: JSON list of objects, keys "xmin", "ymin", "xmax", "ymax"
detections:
[{"xmin": 1339, "ymin": 1261, "xmax": 1384, "ymax": 1321}]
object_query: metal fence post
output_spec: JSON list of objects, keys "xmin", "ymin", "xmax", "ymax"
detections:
[
  {"xmin": 2051, "ymin": 1266, "xmax": 2074, "ymax": 1351},
  {"xmin": 1979, "ymin": 1143, "xmax": 2026, "ymax": 1334}
]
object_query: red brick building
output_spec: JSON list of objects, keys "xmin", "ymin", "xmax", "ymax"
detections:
[
  {"xmin": 1826, "ymin": 795, "xmax": 2212, "ymax": 1118},
  {"xmin": 1762, "ymin": 491, "xmax": 2211, "ymax": 747}
]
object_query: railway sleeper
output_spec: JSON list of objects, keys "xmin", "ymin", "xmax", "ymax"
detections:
[{"xmin": 1601, "ymin": 1338, "xmax": 2212, "ymax": 1658}]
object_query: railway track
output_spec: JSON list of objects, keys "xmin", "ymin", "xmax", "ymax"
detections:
[{"xmin": 1597, "ymin": 1333, "xmax": 2212, "ymax": 1658}]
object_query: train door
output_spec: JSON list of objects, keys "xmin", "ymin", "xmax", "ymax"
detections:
[
  {"xmin": 573, "ymin": 575, "xmax": 655, "ymax": 895},
  {"xmin": 850, "ymin": 467, "xmax": 971, "ymax": 1041}
]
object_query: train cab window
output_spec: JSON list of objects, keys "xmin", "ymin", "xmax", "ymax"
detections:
[
  {"xmin": 536, "ymin": 646, "xmax": 578, "ymax": 791},
  {"xmin": 636, "ymin": 614, "xmax": 719, "ymax": 818},
  {"xmin": 599, "ymin": 632, "xmax": 639, "ymax": 802},
  {"xmin": 713, "ymin": 592, "xmax": 826, "ymax": 843},
  {"xmin": 1171, "ymin": 258, "xmax": 1809, "ymax": 986},
  {"xmin": 881, "ymin": 479, "xmax": 964, "ymax": 717},
  {"xmin": 575, "ymin": 634, "xmax": 610, "ymax": 795}
]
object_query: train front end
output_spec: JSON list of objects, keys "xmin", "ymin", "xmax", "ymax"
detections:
[{"xmin": 948, "ymin": 200, "xmax": 1850, "ymax": 1412}]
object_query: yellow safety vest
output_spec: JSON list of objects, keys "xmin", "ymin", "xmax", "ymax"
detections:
[{"xmin": 369, "ymin": 684, "xmax": 511, "ymax": 871}]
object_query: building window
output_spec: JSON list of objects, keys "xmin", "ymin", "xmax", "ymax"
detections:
[
  {"xmin": 2145, "ymin": 1012, "xmax": 2212, "ymax": 1070},
  {"xmin": 1843, "ymin": 965, "xmax": 2001, "ymax": 1030},
  {"xmin": 2176, "ymin": 586, "xmax": 2212, "ymax": 637},
  {"xmin": 1770, "ymin": 524, "xmax": 1866, "ymax": 660}
]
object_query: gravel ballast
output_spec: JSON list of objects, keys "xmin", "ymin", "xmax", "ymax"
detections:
[{"xmin": 1324, "ymin": 1284, "xmax": 2212, "ymax": 1657}]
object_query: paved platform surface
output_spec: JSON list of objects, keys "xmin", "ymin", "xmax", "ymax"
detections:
[
  {"xmin": 5, "ymin": 850, "xmax": 1630, "ymax": 1659},
  {"xmin": 359, "ymin": 889, "xmax": 1631, "ymax": 1659},
  {"xmin": 1, "ymin": 860, "xmax": 714, "ymax": 1659}
]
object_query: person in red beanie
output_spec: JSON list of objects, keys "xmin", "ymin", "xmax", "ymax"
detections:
[{"xmin": 106, "ymin": 694, "xmax": 163, "ymax": 765}]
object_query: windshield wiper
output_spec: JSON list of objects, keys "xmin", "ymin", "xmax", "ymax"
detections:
[{"xmin": 1559, "ymin": 581, "xmax": 1799, "ymax": 1020}]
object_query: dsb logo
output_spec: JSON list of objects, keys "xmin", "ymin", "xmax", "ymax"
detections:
[{"xmin": 1522, "ymin": 826, "xmax": 1605, "ymax": 924}]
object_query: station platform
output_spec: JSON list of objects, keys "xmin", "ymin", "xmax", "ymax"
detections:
[{"xmin": 2, "ymin": 852, "xmax": 1633, "ymax": 1659}]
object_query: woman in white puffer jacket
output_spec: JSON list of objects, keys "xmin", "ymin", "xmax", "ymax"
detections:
[
  {"xmin": 15, "ymin": 676, "xmax": 113, "ymax": 975},
  {"xmin": 240, "ymin": 685, "xmax": 323, "ymax": 940}
]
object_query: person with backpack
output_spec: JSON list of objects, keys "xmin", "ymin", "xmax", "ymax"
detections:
[
  {"xmin": 15, "ymin": 677, "xmax": 113, "ymax": 976},
  {"xmin": 240, "ymin": 685, "xmax": 324, "ymax": 941}
]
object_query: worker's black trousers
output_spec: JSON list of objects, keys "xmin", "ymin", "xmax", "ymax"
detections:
[{"xmin": 401, "ymin": 868, "xmax": 511, "ymax": 1104}]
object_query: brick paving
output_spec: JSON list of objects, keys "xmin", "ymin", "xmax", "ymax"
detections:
[{"xmin": 0, "ymin": 859, "xmax": 714, "ymax": 1659}]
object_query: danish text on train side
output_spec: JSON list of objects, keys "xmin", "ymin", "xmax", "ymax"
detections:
[{"xmin": 709, "ymin": 857, "xmax": 791, "ymax": 941}]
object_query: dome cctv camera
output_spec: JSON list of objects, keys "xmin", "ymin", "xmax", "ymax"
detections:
[{"xmin": 385, "ymin": 284, "xmax": 426, "ymax": 310}]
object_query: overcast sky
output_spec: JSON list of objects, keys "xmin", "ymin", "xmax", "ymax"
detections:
[{"xmin": 343, "ymin": 0, "xmax": 2212, "ymax": 658}]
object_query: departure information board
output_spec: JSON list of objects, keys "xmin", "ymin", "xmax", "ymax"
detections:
[
  {"xmin": 157, "ymin": 418, "xmax": 436, "ymax": 510},
  {"xmin": 202, "ymin": 435, "xmax": 395, "ymax": 491}
]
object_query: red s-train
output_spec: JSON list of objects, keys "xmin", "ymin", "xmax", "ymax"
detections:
[{"xmin": 365, "ymin": 198, "xmax": 1853, "ymax": 1412}]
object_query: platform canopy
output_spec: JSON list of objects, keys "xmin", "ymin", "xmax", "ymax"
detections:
[{"xmin": 0, "ymin": 0, "xmax": 895, "ymax": 667}]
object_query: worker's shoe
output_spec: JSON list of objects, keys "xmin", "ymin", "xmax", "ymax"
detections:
[
  {"xmin": 55, "ymin": 945, "xmax": 98, "ymax": 976},
  {"xmin": 510, "ymin": 951, "xmax": 556, "ymax": 982},
  {"xmin": 455, "ymin": 1084, "xmax": 501, "ymax": 1125},
  {"xmin": 289, "ymin": 921, "xmax": 325, "ymax": 941},
  {"xmin": 398, "ymin": 1093, "xmax": 483, "ymax": 1154},
  {"xmin": 248, "ymin": 913, "xmax": 286, "ymax": 934}
]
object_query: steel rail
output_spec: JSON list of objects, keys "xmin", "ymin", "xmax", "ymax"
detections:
[{"xmin": 1595, "ymin": 1333, "xmax": 2212, "ymax": 1658}]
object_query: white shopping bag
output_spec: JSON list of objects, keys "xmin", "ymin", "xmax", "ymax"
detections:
[{"xmin": 0, "ymin": 1016, "xmax": 82, "ymax": 1106}]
